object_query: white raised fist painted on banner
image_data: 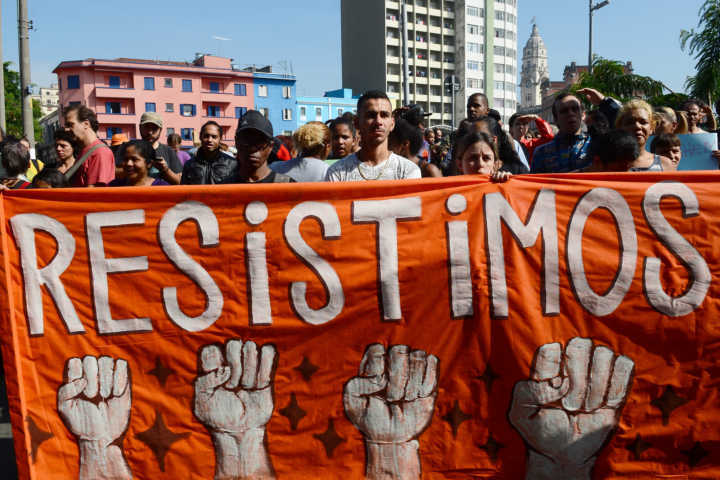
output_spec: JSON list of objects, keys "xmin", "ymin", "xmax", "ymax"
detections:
[
  {"xmin": 343, "ymin": 344, "xmax": 439, "ymax": 480},
  {"xmin": 194, "ymin": 339, "xmax": 277, "ymax": 480},
  {"xmin": 57, "ymin": 356, "xmax": 132, "ymax": 480},
  {"xmin": 509, "ymin": 337, "xmax": 635, "ymax": 480}
]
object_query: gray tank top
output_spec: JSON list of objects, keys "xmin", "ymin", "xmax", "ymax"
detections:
[{"xmin": 630, "ymin": 155, "xmax": 663, "ymax": 172}]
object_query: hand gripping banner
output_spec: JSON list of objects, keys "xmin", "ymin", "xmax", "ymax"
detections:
[{"xmin": 0, "ymin": 173, "xmax": 718, "ymax": 479}]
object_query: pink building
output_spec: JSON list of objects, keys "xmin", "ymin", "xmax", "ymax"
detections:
[{"xmin": 53, "ymin": 55, "xmax": 254, "ymax": 146}]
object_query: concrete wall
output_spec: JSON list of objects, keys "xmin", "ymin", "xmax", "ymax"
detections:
[{"xmin": 341, "ymin": 0, "xmax": 386, "ymax": 95}]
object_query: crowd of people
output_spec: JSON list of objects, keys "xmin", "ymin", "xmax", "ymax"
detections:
[{"xmin": 0, "ymin": 88, "xmax": 718, "ymax": 190}]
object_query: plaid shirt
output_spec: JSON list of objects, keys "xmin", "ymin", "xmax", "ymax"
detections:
[{"xmin": 530, "ymin": 134, "xmax": 591, "ymax": 173}]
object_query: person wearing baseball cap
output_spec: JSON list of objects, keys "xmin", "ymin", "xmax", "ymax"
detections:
[
  {"xmin": 235, "ymin": 110, "xmax": 293, "ymax": 183},
  {"xmin": 124, "ymin": 112, "xmax": 182, "ymax": 184},
  {"xmin": 181, "ymin": 120, "xmax": 239, "ymax": 184}
]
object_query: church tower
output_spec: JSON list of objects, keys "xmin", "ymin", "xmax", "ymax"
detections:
[{"xmin": 520, "ymin": 24, "xmax": 549, "ymax": 110}]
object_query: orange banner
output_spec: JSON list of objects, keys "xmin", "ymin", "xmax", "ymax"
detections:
[{"xmin": 0, "ymin": 173, "xmax": 718, "ymax": 479}]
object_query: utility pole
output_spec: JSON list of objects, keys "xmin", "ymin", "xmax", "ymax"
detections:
[
  {"xmin": 0, "ymin": 0, "xmax": 6, "ymax": 133},
  {"xmin": 18, "ymin": 0, "xmax": 34, "ymax": 144},
  {"xmin": 588, "ymin": 0, "xmax": 610, "ymax": 75},
  {"xmin": 401, "ymin": 1, "xmax": 410, "ymax": 106}
]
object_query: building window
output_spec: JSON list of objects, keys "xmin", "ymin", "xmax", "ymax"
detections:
[
  {"xmin": 234, "ymin": 83, "xmax": 247, "ymax": 96},
  {"xmin": 468, "ymin": 24, "xmax": 480, "ymax": 35},
  {"xmin": 167, "ymin": 128, "xmax": 175, "ymax": 136},
  {"xmin": 315, "ymin": 107, "xmax": 322, "ymax": 121},
  {"xmin": 495, "ymin": 11, "xmax": 505, "ymax": 21},
  {"xmin": 145, "ymin": 102, "xmax": 156, "ymax": 112},
  {"xmin": 180, "ymin": 104, "xmax": 196, "ymax": 117},
  {"xmin": 235, "ymin": 106, "xmax": 248, "ymax": 118},
  {"xmin": 282, "ymin": 109, "xmax": 292, "ymax": 121},
  {"xmin": 467, "ymin": 6, "xmax": 483, "ymax": 16},
  {"xmin": 58, "ymin": 79, "xmax": 62, "ymax": 90},
  {"xmin": 468, "ymin": 42, "xmax": 482, "ymax": 55},
  {"xmin": 67, "ymin": 75, "xmax": 80, "ymax": 89},
  {"xmin": 337, "ymin": 108, "xmax": 344, "ymax": 116},
  {"xmin": 209, "ymin": 81, "xmax": 220, "ymax": 93},
  {"xmin": 495, "ymin": 28, "xmax": 506, "ymax": 38},
  {"xmin": 467, "ymin": 61, "xmax": 480, "ymax": 71},
  {"xmin": 182, "ymin": 79, "xmax": 192, "ymax": 92},
  {"xmin": 165, "ymin": 103, "xmax": 174, "ymax": 112},
  {"xmin": 258, "ymin": 85, "xmax": 268, "ymax": 97},
  {"xmin": 282, "ymin": 86, "xmax": 291, "ymax": 98},
  {"xmin": 144, "ymin": 77, "xmax": 155, "ymax": 90},
  {"xmin": 105, "ymin": 102, "xmax": 121, "ymax": 114},
  {"xmin": 107, "ymin": 127, "xmax": 122, "ymax": 138},
  {"xmin": 300, "ymin": 106, "xmax": 307, "ymax": 121},
  {"xmin": 181, "ymin": 128, "xmax": 194, "ymax": 141},
  {"xmin": 164, "ymin": 78, "xmax": 173, "ymax": 88},
  {"xmin": 109, "ymin": 76, "xmax": 120, "ymax": 88},
  {"xmin": 207, "ymin": 105, "xmax": 221, "ymax": 117},
  {"xmin": 467, "ymin": 78, "xmax": 484, "ymax": 89},
  {"xmin": 260, "ymin": 108, "xmax": 269, "ymax": 118},
  {"xmin": 495, "ymin": 64, "xmax": 505, "ymax": 74},
  {"xmin": 494, "ymin": 46, "xmax": 505, "ymax": 56}
]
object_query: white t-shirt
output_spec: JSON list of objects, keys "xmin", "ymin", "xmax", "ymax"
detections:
[
  {"xmin": 325, "ymin": 152, "xmax": 421, "ymax": 182},
  {"xmin": 270, "ymin": 156, "xmax": 329, "ymax": 182}
]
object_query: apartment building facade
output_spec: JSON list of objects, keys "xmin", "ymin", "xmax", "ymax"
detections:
[
  {"xmin": 296, "ymin": 88, "xmax": 359, "ymax": 128},
  {"xmin": 341, "ymin": 0, "xmax": 518, "ymax": 126},
  {"xmin": 53, "ymin": 55, "xmax": 268, "ymax": 145},
  {"xmin": 249, "ymin": 67, "xmax": 297, "ymax": 136}
]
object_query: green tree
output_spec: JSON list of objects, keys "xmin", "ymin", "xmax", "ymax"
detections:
[
  {"xmin": 680, "ymin": 0, "xmax": 720, "ymax": 108},
  {"xmin": 3, "ymin": 61, "xmax": 43, "ymax": 141},
  {"xmin": 569, "ymin": 58, "xmax": 666, "ymax": 106}
]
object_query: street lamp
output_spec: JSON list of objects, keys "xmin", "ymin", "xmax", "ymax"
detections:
[{"xmin": 588, "ymin": 0, "xmax": 610, "ymax": 74}]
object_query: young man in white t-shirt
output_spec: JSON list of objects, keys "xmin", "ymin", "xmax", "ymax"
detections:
[{"xmin": 325, "ymin": 90, "xmax": 420, "ymax": 181}]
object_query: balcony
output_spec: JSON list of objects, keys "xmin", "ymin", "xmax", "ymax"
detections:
[
  {"xmin": 96, "ymin": 112, "xmax": 138, "ymax": 124},
  {"xmin": 386, "ymin": 19, "xmax": 399, "ymax": 28},
  {"xmin": 387, "ymin": 74, "xmax": 401, "ymax": 82},
  {"xmin": 386, "ymin": 37, "xmax": 400, "ymax": 46},
  {"xmin": 429, "ymin": 26, "xmax": 441, "ymax": 34},
  {"xmin": 201, "ymin": 92, "xmax": 233, "ymax": 103},
  {"xmin": 387, "ymin": 56, "xmax": 401, "ymax": 64},
  {"xmin": 442, "ymin": 44, "xmax": 456, "ymax": 54},
  {"xmin": 95, "ymin": 87, "xmax": 135, "ymax": 99}
]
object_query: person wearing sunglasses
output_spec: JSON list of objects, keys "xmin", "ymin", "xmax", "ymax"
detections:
[
  {"xmin": 235, "ymin": 110, "xmax": 294, "ymax": 183},
  {"xmin": 181, "ymin": 120, "xmax": 239, "ymax": 184}
]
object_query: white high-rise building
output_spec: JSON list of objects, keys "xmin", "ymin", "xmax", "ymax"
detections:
[
  {"xmin": 519, "ymin": 24, "xmax": 548, "ymax": 112},
  {"xmin": 341, "ymin": 0, "xmax": 518, "ymax": 126}
]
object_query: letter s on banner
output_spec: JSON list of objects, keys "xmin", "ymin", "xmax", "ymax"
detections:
[
  {"xmin": 158, "ymin": 201, "xmax": 223, "ymax": 332},
  {"xmin": 642, "ymin": 182, "xmax": 711, "ymax": 316},
  {"xmin": 10, "ymin": 213, "xmax": 83, "ymax": 335},
  {"xmin": 284, "ymin": 201, "xmax": 344, "ymax": 325},
  {"xmin": 567, "ymin": 188, "xmax": 637, "ymax": 317}
]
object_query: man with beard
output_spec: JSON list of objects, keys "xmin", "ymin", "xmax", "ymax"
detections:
[
  {"xmin": 129, "ymin": 112, "xmax": 182, "ymax": 184},
  {"xmin": 466, "ymin": 93, "xmax": 489, "ymax": 121},
  {"xmin": 181, "ymin": 121, "xmax": 239, "ymax": 184},
  {"xmin": 235, "ymin": 110, "xmax": 293, "ymax": 183},
  {"xmin": 325, "ymin": 90, "xmax": 420, "ymax": 181},
  {"xmin": 63, "ymin": 104, "xmax": 115, "ymax": 186}
]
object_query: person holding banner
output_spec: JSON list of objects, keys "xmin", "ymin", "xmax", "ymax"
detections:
[
  {"xmin": 616, "ymin": 100, "xmax": 675, "ymax": 172},
  {"xmin": 181, "ymin": 121, "xmax": 239, "ymax": 185},
  {"xmin": 325, "ymin": 90, "xmax": 421, "ymax": 181},
  {"xmin": 109, "ymin": 140, "xmax": 169, "ymax": 187},
  {"xmin": 235, "ymin": 110, "xmax": 294, "ymax": 183},
  {"xmin": 63, "ymin": 104, "xmax": 116, "ymax": 187}
]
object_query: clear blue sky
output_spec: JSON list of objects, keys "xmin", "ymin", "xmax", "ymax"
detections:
[{"xmin": 0, "ymin": 0, "xmax": 707, "ymax": 97}]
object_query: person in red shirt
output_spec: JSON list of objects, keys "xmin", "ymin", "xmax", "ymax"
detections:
[
  {"xmin": 508, "ymin": 113, "xmax": 555, "ymax": 166},
  {"xmin": 63, "ymin": 104, "xmax": 115, "ymax": 187}
]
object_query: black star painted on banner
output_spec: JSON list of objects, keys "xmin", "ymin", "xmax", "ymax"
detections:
[
  {"xmin": 314, "ymin": 419, "xmax": 345, "ymax": 458},
  {"xmin": 135, "ymin": 409, "xmax": 190, "ymax": 471},
  {"xmin": 295, "ymin": 357, "xmax": 319, "ymax": 382},
  {"xmin": 650, "ymin": 386, "xmax": 688, "ymax": 426},
  {"xmin": 479, "ymin": 433, "xmax": 504, "ymax": 462},
  {"xmin": 279, "ymin": 393, "xmax": 307, "ymax": 431},
  {"xmin": 147, "ymin": 358, "xmax": 174, "ymax": 387},
  {"xmin": 477, "ymin": 365, "xmax": 499, "ymax": 392},
  {"xmin": 442, "ymin": 400, "xmax": 472, "ymax": 438},
  {"xmin": 681, "ymin": 442, "xmax": 709, "ymax": 468},
  {"xmin": 626, "ymin": 434, "xmax": 652, "ymax": 460},
  {"xmin": 26, "ymin": 416, "xmax": 53, "ymax": 464}
]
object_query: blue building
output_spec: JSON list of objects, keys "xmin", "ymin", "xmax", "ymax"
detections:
[
  {"xmin": 295, "ymin": 89, "xmax": 359, "ymax": 129},
  {"xmin": 249, "ymin": 67, "xmax": 297, "ymax": 136}
]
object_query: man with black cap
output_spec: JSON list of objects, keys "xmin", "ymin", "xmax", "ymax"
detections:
[
  {"xmin": 121, "ymin": 112, "xmax": 183, "ymax": 184},
  {"xmin": 181, "ymin": 120, "xmax": 239, "ymax": 184},
  {"xmin": 235, "ymin": 110, "xmax": 293, "ymax": 183}
]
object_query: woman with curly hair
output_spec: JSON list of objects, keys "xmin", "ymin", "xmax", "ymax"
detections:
[{"xmin": 271, "ymin": 122, "xmax": 330, "ymax": 182}]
